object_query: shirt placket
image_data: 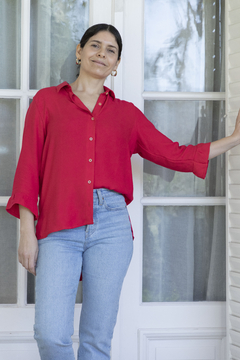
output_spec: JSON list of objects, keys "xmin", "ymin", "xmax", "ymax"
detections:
[{"xmin": 85, "ymin": 92, "xmax": 109, "ymax": 211}]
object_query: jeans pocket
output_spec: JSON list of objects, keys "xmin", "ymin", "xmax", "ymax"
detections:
[{"xmin": 103, "ymin": 193, "xmax": 127, "ymax": 211}]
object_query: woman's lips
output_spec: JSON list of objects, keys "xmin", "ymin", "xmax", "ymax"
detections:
[{"xmin": 92, "ymin": 60, "xmax": 106, "ymax": 66}]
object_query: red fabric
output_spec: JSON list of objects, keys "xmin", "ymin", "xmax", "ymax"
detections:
[{"xmin": 6, "ymin": 82, "xmax": 211, "ymax": 240}]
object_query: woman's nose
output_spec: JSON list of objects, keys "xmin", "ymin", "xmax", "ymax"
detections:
[{"xmin": 97, "ymin": 49, "xmax": 106, "ymax": 57}]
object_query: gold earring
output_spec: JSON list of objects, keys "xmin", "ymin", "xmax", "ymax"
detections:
[
  {"xmin": 76, "ymin": 58, "xmax": 81, "ymax": 65},
  {"xmin": 111, "ymin": 70, "xmax": 117, "ymax": 77}
]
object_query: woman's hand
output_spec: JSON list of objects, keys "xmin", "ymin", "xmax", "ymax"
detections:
[
  {"xmin": 231, "ymin": 109, "xmax": 240, "ymax": 143},
  {"xmin": 18, "ymin": 231, "xmax": 38, "ymax": 276},
  {"xmin": 209, "ymin": 109, "xmax": 240, "ymax": 159},
  {"xmin": 18, "ymin": 205, "xmax": 38, "ymax": 276}
]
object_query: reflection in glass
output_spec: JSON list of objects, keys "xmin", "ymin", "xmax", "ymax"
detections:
[
  {"xmin": 143, "ymin": 100, "xmax": 225, "ymax": 197},
  {"xmin": 27, "ymin": 273, "xmax": 83, "ymax": 304},
  {"xmin": 142, "ymin": 206, "xmax": 226, "ymax": 302},
  {"xmin": 0, "ymin": 99, "xmax": 20, "ymax": 195},
  {"xmin": 144, "ymin": 0, "xmax": 225, "ymax": 92},
  {"xmin": 0, "ymin": 208, "xmax": 17, "ymax": 304},
  {"xmin": 30, "ymin": 0, "xmax": 89, "ymax": 89},
  {"xmin": 0, "ymin": 0, "xmax": 21, "ymax": 89}
]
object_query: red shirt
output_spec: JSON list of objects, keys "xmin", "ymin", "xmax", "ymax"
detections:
[{"xmin": 6, "ymin": 82, "xmax": 210, "ymax": 240}]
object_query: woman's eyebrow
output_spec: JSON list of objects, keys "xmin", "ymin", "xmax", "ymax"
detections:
[{"xmin": 90, "ymin": 39, "xmax": 118, "ymax": 50}]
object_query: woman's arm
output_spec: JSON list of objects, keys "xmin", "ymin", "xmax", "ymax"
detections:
[
  {"xmin": 209, "ymin": 110, "xmax": 240, "ymax": 159},
  {"xmin": 18, "ymin": 205, "xmax": 38, "ymax": 276}
]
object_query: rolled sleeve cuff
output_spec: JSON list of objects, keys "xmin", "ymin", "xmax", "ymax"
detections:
[
  {"xmin": 192, "ymin": 142, "xmax": 211, "ymax": 179},
  {"xmin": 6, "ymin": 193, "xmax": 38, "ymax": 220}
]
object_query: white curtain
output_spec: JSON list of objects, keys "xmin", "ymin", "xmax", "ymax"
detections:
[{"xmin": 30, "ymin": 0, "xmax": 89, "ymax": 90}]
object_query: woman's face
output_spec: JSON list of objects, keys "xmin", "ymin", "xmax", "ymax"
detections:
[{"xmin": 76, "ymin": 31, "xmax": 120, "ymax": 80}]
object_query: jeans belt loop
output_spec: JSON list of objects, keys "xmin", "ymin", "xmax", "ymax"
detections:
[{"xmin": 96, "ymin": 189, "xmax": 104, "ymax": 205}]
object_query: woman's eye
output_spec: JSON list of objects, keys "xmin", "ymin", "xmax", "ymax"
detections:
[
  {"xmin": 91, "ymin": 44, "xmax": 98, "ymax": 48},
  {"xmin": 108, "ymin": 49, "xmax": 115, "ymax": 54}
]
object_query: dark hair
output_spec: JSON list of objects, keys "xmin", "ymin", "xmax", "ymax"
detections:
[{"xmin": 80, "ymin": 23, "xmax": 122, "ymax": 60}]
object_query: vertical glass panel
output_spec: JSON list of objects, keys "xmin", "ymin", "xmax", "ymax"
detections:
[
  {"xmin": 0, "ymin": 208, "xmax": 18, "ymax": 304},
  {"xmin": 0, "ymin": 99, "xmax": 20, "ymax": 195},
  {"xmin": 142, "ymin": 206, "xmax": 226, "ymax": 302},
  {"xmin": 0, "ymin": 0, "xmax": 21, "ymax": 89},
  {"xmin": 27, "ymin": 272, "xmax": 83, "ymax": 304},
  {"xmin": 143, "ymin": 100, "xmax": 225, "ymax": 197},
  {"xmin": 30, "ymin": 0, "xmax": 89, "ymax": 89},
  {"xmin": 144, "ymin": 0, "xmax": 225, "ymax": 92}
]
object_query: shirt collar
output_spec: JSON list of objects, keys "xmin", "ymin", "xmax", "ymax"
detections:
[{"xmin": 57, "ymin": 81, "xmax": 115, "ymax": 99}]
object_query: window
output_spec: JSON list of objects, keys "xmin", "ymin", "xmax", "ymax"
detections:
[{"xmin": 142, "ymin": 0, "xmax": 226, "ymax": 302}]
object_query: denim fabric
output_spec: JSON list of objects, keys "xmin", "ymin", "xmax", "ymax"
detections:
[{"xmin": 34, "ymin": 189, "xmax": 133, "ymax": 360}]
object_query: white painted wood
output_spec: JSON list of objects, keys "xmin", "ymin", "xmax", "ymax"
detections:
[
  {"xmin": 229, "ymin": 0, "xmax": 240, "ymax": 10},
  {"xmin": 229, "ymin": 228, "xmax": 240, "ymax": 242},
  {"xmin": 230, "ymin": 146, "xmax": 240, "ymax": 155},
  {"xmin": 229, "ymin": 41, "xmax": 240, "ymax": 57},
  {"xmin": 230, "ymin": 344, "xmax": 240, "ymax": 360},
  {"xmin": 230, "ymin": 257, "xmax": 240, "ymax": 272},
  {"xmin": 142, "ymin": 91, "xmax": 225, "ymax": 101},
  {"xmin": 229, "ymin": 155, "xmax": 240, "ymax": 169},
  {"xmin": 230, "ymin": 300, "xmax": 240, "ymax": 317},
  {"xmin": 141, "ymin": 197, "xmax": 226, "ymax": 206},
  {"xmin": 230, "ymin": 82, "xmax": 240, "ymax": 95},
  {"xmin": 229, "ymin": 171, "xmax": 240, "ymax": 184},
  {"xmin": 229, "ymin": 24, "xmax": 240, "ymax": 39},
  {"xmin": 229, "ymin": 185, "xmax": 240, "ymax": 198},
  {"xmin": 229, "ymin": 53, "xmax": 240, "ymax": 68},
  {"xmin": 89, "ymin": 0, "xmax": 112, "ymax": 26},
  {"xmin": 138, "ymin": 328, "xmax": 226, "ymax": 360},
  {"xmin": 229, "ymin": 67, "xmax": 240, "ymax": 83},
  {"xmin": 229, "ymin": 9, "xmax": 240, "ymax": 25},
  {"xmin": 230, "ymin": 243, "xmax": 240, "ymax": 257},
  {"xmin": 227, "ymin": 0, "xmax": 240, "ymax": 358},
  {"xmin": 230, "ymin": 271, "xmax": 240, "ymax": 287},
  {"xmin": 229, "ymin": 199, "xmax": 240, "ymax": 213}
]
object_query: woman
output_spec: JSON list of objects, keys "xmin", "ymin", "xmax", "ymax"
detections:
[{"xmin": 6, "ymin": 23, "xmax": 240, "ymax": 360}]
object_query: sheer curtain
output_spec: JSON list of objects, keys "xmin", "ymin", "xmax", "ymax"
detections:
[
  {"xmin": 143, "ymin": 0, "xmax": 225, "ymax": 302},
  {"xmin": 30, "ymin": 0, "xmax": 89, "ymax": 89},
  {"xmin": 0, "ymin": 0, "xmax": 21, "ymax": 304}
]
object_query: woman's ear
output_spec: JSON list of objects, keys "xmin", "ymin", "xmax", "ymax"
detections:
[
  {"xmin": 76, "ymin": 44, "xmax": 82, "ymax": 59},
  {"xmin": 114, "ymin": 58, "xmax": 121, "ymax": 71}
]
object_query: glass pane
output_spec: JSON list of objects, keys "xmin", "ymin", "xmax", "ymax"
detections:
[
  {"xmin": 30, "ymin": 0, "xmax": 89, "ymax": 89},
  {"xmin": 0, "ymin": 99, "xmax": 20, "ymax": 195},
  {"xmin": 142, "ymin": 206, "xmax": 226, "ymax": 302},
  {"xmin": 0, "ymin": 208, "xmax": 18, "ymax": 304},
  {"xmin": 143, "ymin": 101, "xmax": 225, "ymax": 197},
  {"xmin": 144, "ymin": 0, "xmax": 225, "ymax": 92},
  {"xmin": 0, "ymin": 0, "xmax": 21, "ymax": 89},
  {"xmin": 27, "ymin": 272, "xmax": 83, "ymax": 304}
]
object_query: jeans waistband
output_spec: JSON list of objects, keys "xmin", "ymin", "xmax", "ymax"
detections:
[{"xmin": 93, "ymin": 188, "xmax": 121, "ymax": 205}]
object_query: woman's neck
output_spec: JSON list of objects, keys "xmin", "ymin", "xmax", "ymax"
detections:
[{"xmin": 70, "ymin": 73, "xmax": 105, "ymax": 96}]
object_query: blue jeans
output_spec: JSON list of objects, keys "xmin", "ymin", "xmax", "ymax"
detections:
[{"xmin": 34, "ymin": 189, "xmax": 133, "ymax": 360}]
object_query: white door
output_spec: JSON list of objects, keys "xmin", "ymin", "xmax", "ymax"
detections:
[
  {"xmin": 112, "ymin": 0, "xmax": 227, "ymax": 359},
  {"xmin": 0, "ymin": 1, "xmax": 237, "ymax": 359}
]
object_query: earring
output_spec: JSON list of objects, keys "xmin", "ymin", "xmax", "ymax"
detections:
[
  {"xmin": 111, "ymin": 70, "xmax": 117, "ymax": 77},
  {"xmin": 76, "ymin": 58, "xmax": 81, "ymax": 65}
]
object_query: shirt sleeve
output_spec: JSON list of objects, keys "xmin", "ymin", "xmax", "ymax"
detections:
[
  {"xmin": 134, "ymin": 107, "xmax": 211, "ymax": 179},
  {"xmin": 6, "ymin": 97, "xmax": 45, "ymax": 220}
]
